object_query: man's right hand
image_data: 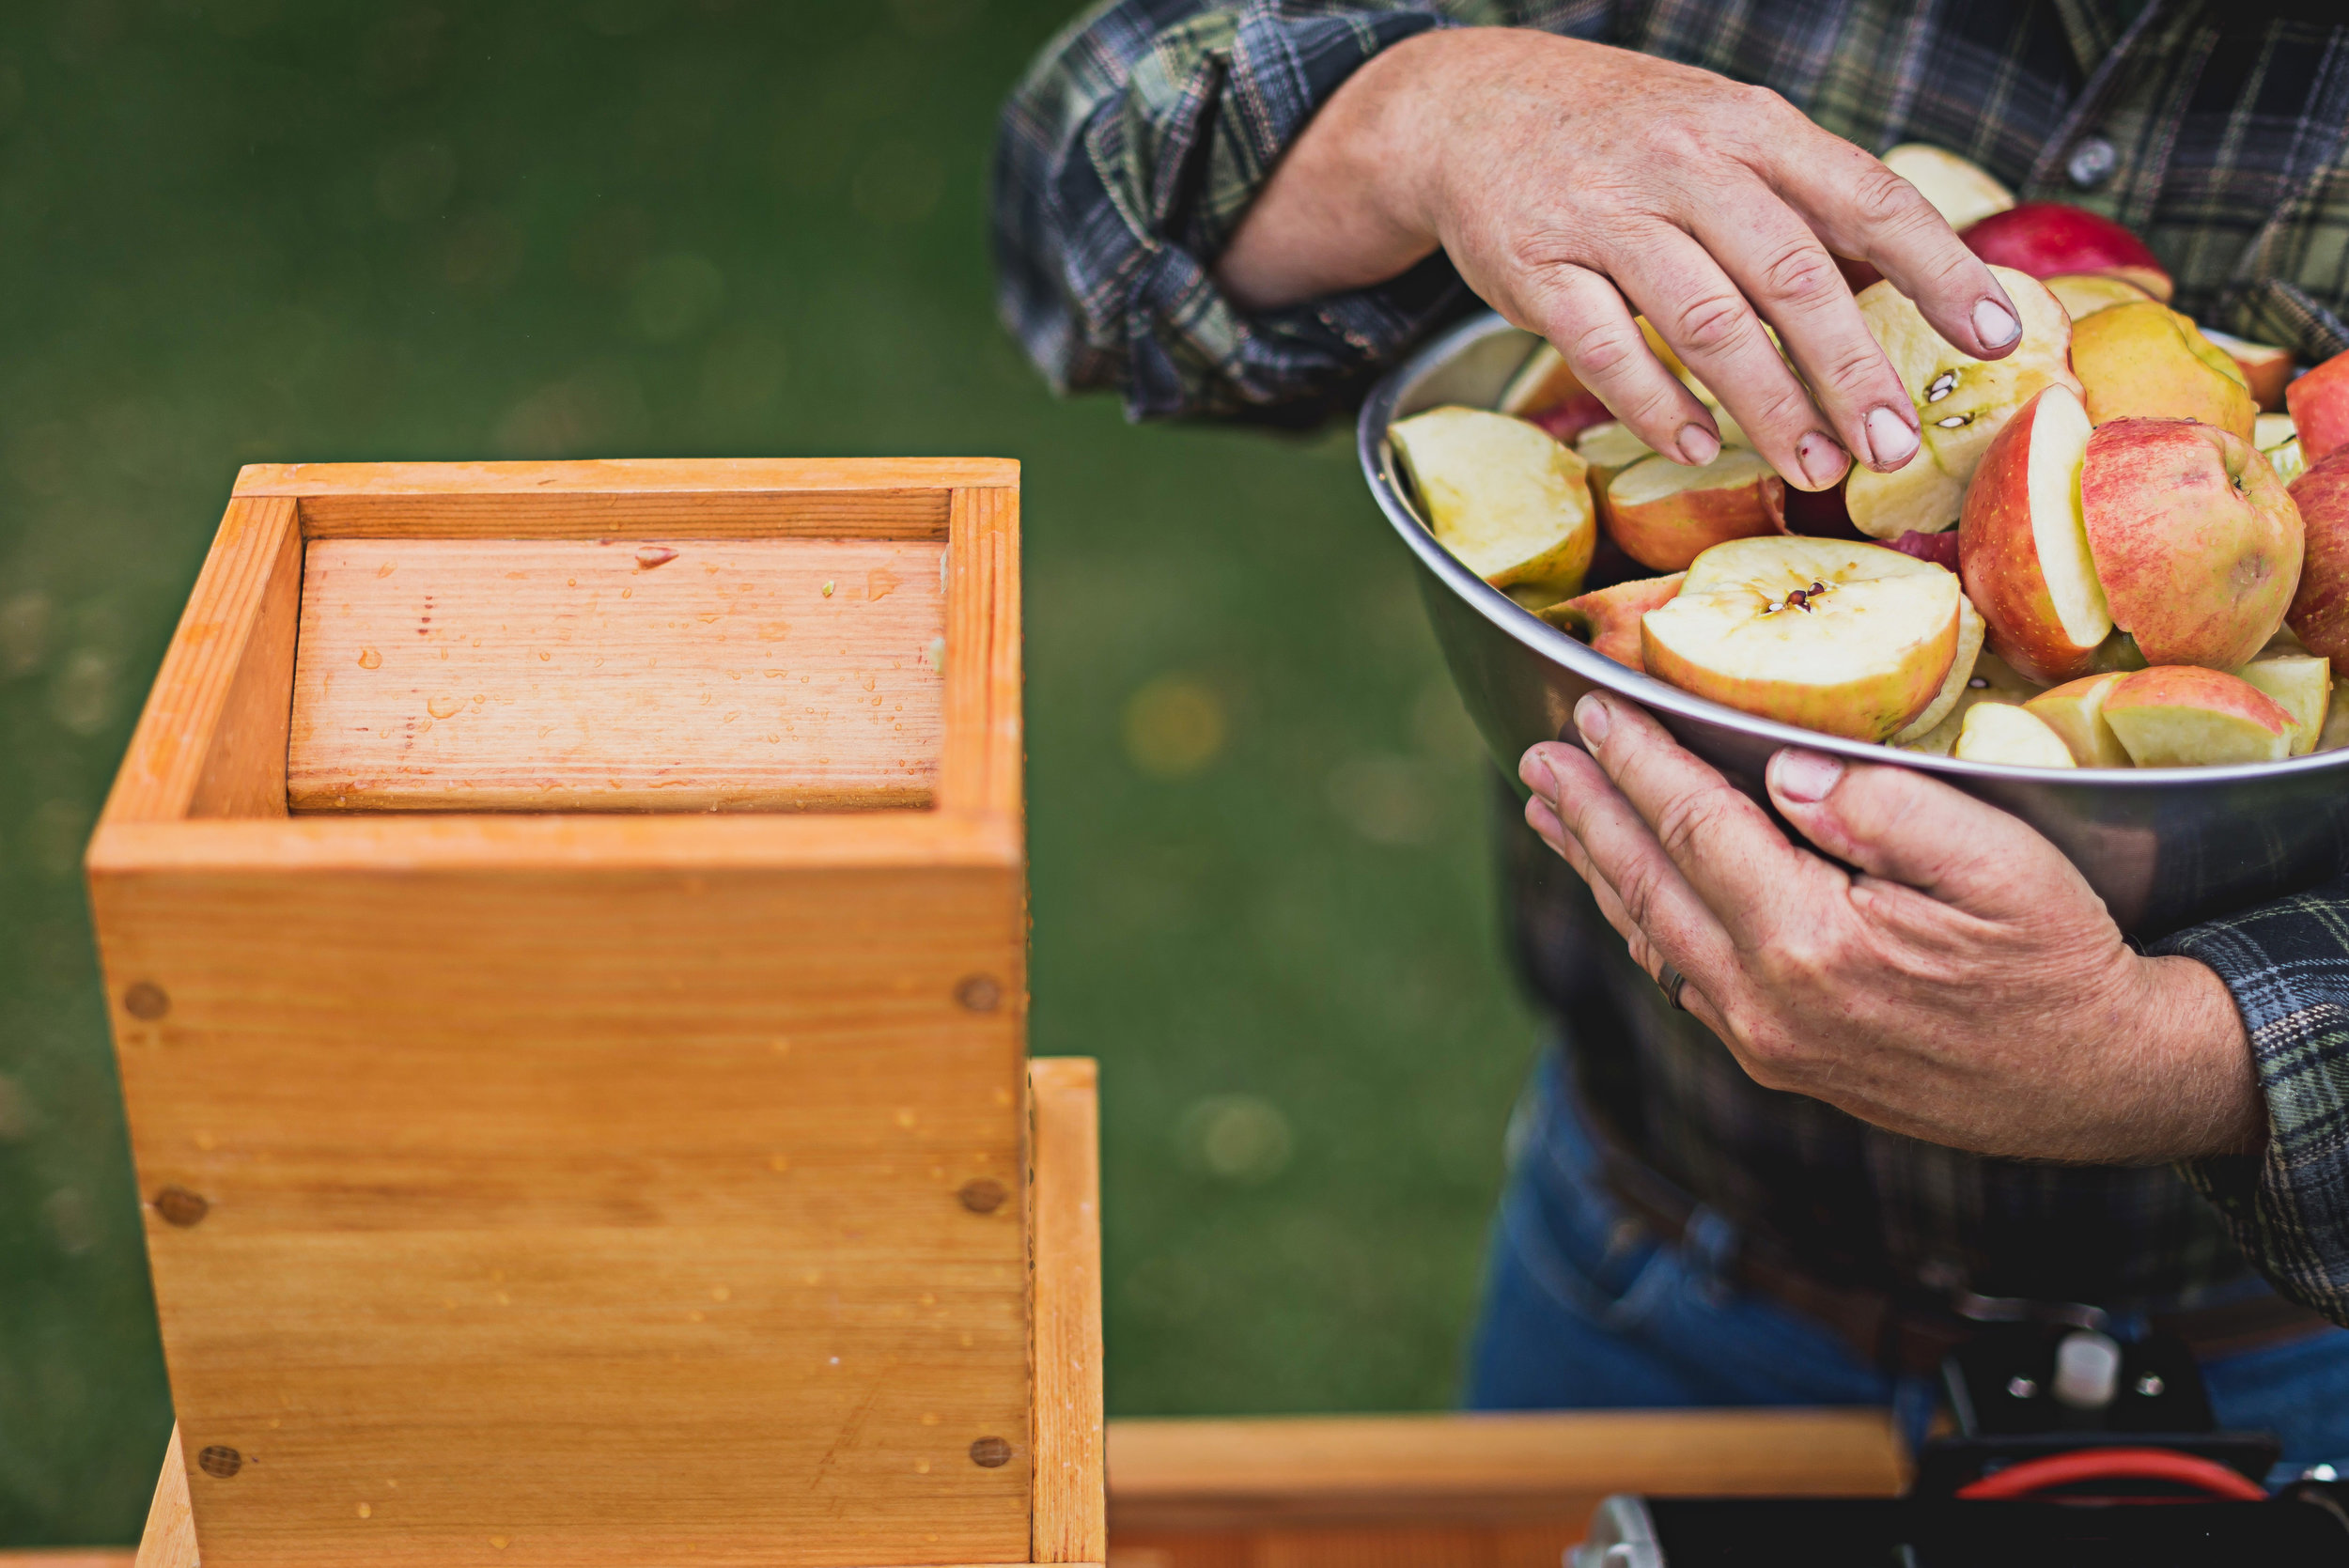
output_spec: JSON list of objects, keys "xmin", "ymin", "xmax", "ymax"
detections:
[{"xmin": 1214, "ymin": 28, "xmax": 2024, "ymax": 493}]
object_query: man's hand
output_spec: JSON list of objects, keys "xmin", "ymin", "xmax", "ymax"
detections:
[
  {"xmin": 1520, "ymin": 695, "xmax": 2266, "ymax": 1164},
  {"xmin": 1216, "ymin": 28, "xmax": 2025, "ymax": 492}
]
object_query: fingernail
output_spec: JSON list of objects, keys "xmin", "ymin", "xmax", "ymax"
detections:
[
  {"xmin": 1519, "ymin": 748, "xmax": 1560, "ymax": 803},
  {"xmin": 1771, "ymin": 749, "xmax": 1843, "ymax": 804},
  {"xmin": 1796, "ymin": 432, "xmax": 1849, "ymax": 490},
  {"xmin": 1676, "ymin": 423, "xmax": 1720, "ymax": 466},
  {"xmin": 1575, "ymin": 692, "xmax": 1611, "ymax": 746},
  {"xmin": 1864, "ymin": 405, "xmax": 1919, "ymax": 469},
  {"xmin": 1973, "ymin": 296, "xmax": 2020, "ymax": 349}
]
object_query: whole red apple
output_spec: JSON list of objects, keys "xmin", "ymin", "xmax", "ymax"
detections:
[
  {"xmin": 2287, "ymin": 448, "xmax": 2349, "ymax": 660},
  {"xmin": 2287, "ymin": 349, "xmax": 2349, "ymax": 468},
  {"xmin": 1960, "ymin": 203, "xmax": 2171, "ymax": 302}
]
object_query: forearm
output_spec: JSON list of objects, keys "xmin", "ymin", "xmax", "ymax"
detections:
[{"xmin": 2116, "ymin": 955, "xmax": 2263, "ymax": 1161}]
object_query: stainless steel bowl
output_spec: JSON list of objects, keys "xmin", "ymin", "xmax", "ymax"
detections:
[{"xmin": 1361, "ymin": 311, "xmax": 2349, "ymax": 938}]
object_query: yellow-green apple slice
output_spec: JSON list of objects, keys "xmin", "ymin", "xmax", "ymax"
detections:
[
  {"xmin": 2287, "ymin": 349, "xmax": 2349, "ymax": 465},
  {"xmin": 1846, "ymin": 266, "xmax": 2081, "ymax": 538},
  {"xmin": 2200, "ymin": 327, "xmax": 2295, "ymax": 412},
  {"xmin": 1890, "ymin": 596, "xmax": 1985, "ymax": 745},
  {"xmin": 1577, "ymin": 420, "xmax": 1656, "ymax": 536},
  {"xmin": 2023, "ymin": 673, "xmax": 2133, "ymax": 766},
  {"xmin": 2045, "ymin": 272, "xmax": 2155, "ymax": 320},
  {"xmin": 2071, "ymin": 303, "xmax": 2257, "ymax": 442},
  {"xmin": 2102, "ymin": 666, "xmax": 2295, "ymax": 767},
  {"xmin": 1391, "ymin": 405, "xmax": 1595, "ymax": 606},
  {"xmin": 1882, "ymin": 144, "xmax": 2015, "ymax": 230},
  {"xmin": 1603, "ymin": 449, "xmax": 1788, "ymax": 572},
  {"xmin": 2081, "ymin": 417, "xmax": 2302, "ymax": 669},
  {"xmin": 1957, "ymin": 383, "xmax": 2111, "ymax": 683},
  {"xmin": 2232, "ymin": 652, "xmax": 2330, "ymax": 755},
  {"xmin": 2258, "ymin": 412, "xmax": 2305, "ymax": 484},
  {"xmin": 1953, "ymin": 702, "xmax": 2077, "ymax": 767},
  {"xmin": 1896, "ymin": 652, "xmax": 2042, "ymax": 755},
  {"xmin": 1541, "ymin": 572, "xmax": 1686, "ymax": 673},
  {"xmin": 1641, "ymin": 537, "xmax": 1961, "ymax": 740},
  {"xmin": 2289, "ymin": 450, "xmax": 2349, "ymax": 659}
]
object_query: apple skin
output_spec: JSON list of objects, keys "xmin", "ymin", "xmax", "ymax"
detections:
[
  {"xmin": 1542, "ymin": 572, "xmax": 1686, "ymax": 673},
  {"xmin": 2286, "ymin": 449, "xmax": 2349, "ymax": 661},
  {"xmin": 2102, "ymin": 665, "xmax": 2295, "ymax": 767},
  {"xmin": 2081, "ymin": 418, "xmax": 2303, "ymax": 670},
  {"xmin": 1891, "ymin": 530, "xmax": 1961, "ymax": 570},
  {"xmin": 2023, "ymin": 673, "xmax": 2134, "ymax": 766},
  {"xmin": 2070, "ymin": 303, "xmax": 2257, "ymax": 442},
  {"xmin": 1525, "ymin": 393, "xmax": 1613, "ymax": 445},
  {"xmin": 2287, "ymin": 349, "xmax": 2349, "ymax": 467},
  {"xmin": 1960, "ymin": 203, "xmax": 2172, "ymax": 302},
  {"xmin": 1958, "ymin": 386, "xmax": 2110, "ymax": 685}
]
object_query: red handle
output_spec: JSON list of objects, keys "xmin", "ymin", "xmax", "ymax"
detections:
[{"xmin": 1955, "ymin": 1447, "xmax": 2267, "ymax": 1502}]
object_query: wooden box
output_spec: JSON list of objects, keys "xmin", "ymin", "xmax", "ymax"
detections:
[{"xmin": 86, "ymin": 461, "xmax": 1102, "ymax": 1568}]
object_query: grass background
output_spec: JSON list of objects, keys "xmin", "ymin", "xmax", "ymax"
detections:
[{"xmin": 0, "ymin": 0, "xmax": 1542, "ymax": 1543}]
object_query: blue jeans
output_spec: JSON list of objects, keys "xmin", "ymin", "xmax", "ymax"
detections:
[{"xmin": 1465, "ymin": 1051, "xmax": 2349, "ymax": 1476}]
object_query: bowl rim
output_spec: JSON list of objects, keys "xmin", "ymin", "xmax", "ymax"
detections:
[{"xmin": 1359, "ymin": 309, "xmax": 2349, "ymax": 787}]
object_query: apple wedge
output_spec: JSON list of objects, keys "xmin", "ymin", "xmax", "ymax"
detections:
[
  {"xmin": 2287, "ymin": 349, "xmax": 2349, "ymax": 467},
  {"xmin": 1603, "ymin": 448, "xmax": 1787, "ymax": 571},
  {"xmin": 2023, "ymin": 673, "xmax": 2133, "ymax": 767},
  {"xmin": 2232, "ymin": 652, "xmax": 2330, "ymax": 755},
  {"xmin": 1957, "ymin": 383, "xmax": 2111, "ymax": 683},
  {"xmin": 2082, "ymin": 417, "xmax": 2302, "ymax": 669},
  {"xmin": 1883, "ymin": 144, "xmax": 2015, "ymax": 231},
  {"xmin": 1846, "ymin": 266, "xmax": 2081, "ymax": 539},
  {"xmin": 1391, "ymin": 405, "xmax": 1595, "ymax": 605},
  {"xmin": 1896, "ymin": 652, "xmax": 2042, "ymax": 756},
  {"xmin": 1961, "ymin": 203, "xmax": 2172, "ymax": 302},
  {"xmin": 2070, "ymin": 303, "xmax": 2256, "ymax": 442},
  {"xmin": 2045, "ymin": 272, "xmax": 2155, "ymax": 320},
  {"xmin": 2102, "ymin": 666, "xmax": 2295, "ymax": 767},
  {"xmin": 2201, "ymin": 327, "xmax": 2295, "ymax": 412},
  {"xmin": 1643, "ymin": 536, "xmax": 1962, "ymax": 741},
  {"xmin": 1542, "ymin": 572, "xmax": 1686, "ymax": 673},
  {"xmin": 1953, "ymin": 703, "xmax": 2077, "ymax": 768},
  {"xmin": 2258, "ymin": 411, "xmax": 2304, "ymax": 485}
]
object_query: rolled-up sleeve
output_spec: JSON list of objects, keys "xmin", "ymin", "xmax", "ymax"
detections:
[
  {"xmin": 2156, "ymin": 884, "xmax": 2349, "ymax": 1327},
  {"xmin": 993, "ymin": 0, "xmax": 1478, "ymax": 426}
]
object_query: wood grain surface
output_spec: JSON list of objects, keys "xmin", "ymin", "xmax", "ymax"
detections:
[
  {"xmin": 288, "ymin": 537, "xmax": 945, "ymax": 812},
  {"xmin": 1029, "ymin": 1061, "xmax": 1105, "ymax": 1565}
]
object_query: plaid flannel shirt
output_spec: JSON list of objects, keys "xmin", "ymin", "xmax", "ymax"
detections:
[{"xmin": 996, "ymin": 0, "xmax": 2349, "ymax": 1326}]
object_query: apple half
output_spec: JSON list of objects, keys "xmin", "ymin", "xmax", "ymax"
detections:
[
  {"xmin": 1604, "ymin": 448, "xmax": 1787, "ymax": 571},
  {"xmin": 1542, "ymin": 572, "xmax": 1686, "ymax": 673},
  {"xmin": 2101, "ymin": 666, "xmax": 2295, "ymax": 768},
  {"xmin": 1845, "ymin": 266, "xmax": 2080, "ymax": 540},
  {"xmin": 1956, "ymin": 383, "xmax": 2111, "ymax": 683},
  {"xmin": 1642, "ymin": 537, "xmax": 1962, "ymax": 741},
  {"xmin": 2022, "ymin": 673, "xmax": 2133, "ymax": 767},
  {"xmin": 1391, "ymin": 405, "xmax": 1595, "ymax": 605},
  {"xmin": 1953, "ymin": 703, "xmax": 2077, "ymax": 768}
]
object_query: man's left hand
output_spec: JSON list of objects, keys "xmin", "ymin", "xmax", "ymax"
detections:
[{"xmin": 1523, "ymin": 693, "xmax": 2266, "ymax": 1164}]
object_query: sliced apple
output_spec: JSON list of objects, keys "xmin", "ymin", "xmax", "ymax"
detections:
[
  {"xmin": 1391, "ymin": 405, "xmax": 1595, "ymax": 605},
  {"xmin": 2070, "ymin": 302, "xmax": 2256, "ymax": 442},
  {"xmin": 1883, "ymin": 144, "xmax": 2015, "ymax": 231},
  {"xmin": 1542, "ymin": 572, "xmax": 1686, "ymax": 673},
  {"xmin": 1890, "ymin": 595, "xmax": 1985, "ymax": 745},
  {"xmin": 2200, "ymin": 327, "xmax": 2295, "ymax": 412},
  {"xmin": 2287, "ymin": 349, "xmax": 2349, "ymax": 467},
  {"xmin": 2289, "ymin": 449, "xmax": 2349, "ymax": 660},
  {"xmin": 1603, "ymin": 448, "xmax": 1787, "ymax": 571},
  {"xmin": 2232, "ymin": 652, "xmax": 2330, "ymax": 756},
  {"xmin": 1953, "ymin": 703, "xmax": 2077, "ymax": 768},
  {"xmin": 1956, "ymin": 383, "xmax": 2111, "ymax": 683},
  {"xmin": 1642, "ymin": 536, "xmax": 1961, "ymax": 740},
  {"xmin": 1960, "ymin": 203, "xmax": 2173, "ymax": 302},
  {"xmin": 2102, "ymin": 665, "xmax": 2295, "ymax": 767},
  {"xmin": 2082, "ymin": 417, "xmax": 2302, "ymax": 669},
  {"xmin": 1896, "ymin": 652, "xmax": 2042, "ymax": 756},
  {"xmin": 1846, "ymin": 266, "xmax": 2081, "ymax": 539},
  {"xmin": 2258, "ymin": 411, "xmax": 2304, "ymax": 485},
  {"xmin": 1578, "ymin": 420, "xmax": 1657, "ymax": 536},
  {"xmin": 2023, "ymin": 673, "xmax": 2133, "ymax": 767},
  {"xmin": 1500, "ymin": 341, "xmax": 1581, "ymax": 417},
  {"xmin": 2045, "ymin": 272, "xmax": 2155, "ymax": 320}
]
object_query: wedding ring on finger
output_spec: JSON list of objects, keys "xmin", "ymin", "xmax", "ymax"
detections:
[{"xmin": 1656, "ymin": 960, "xmax": 1689, "ymax": 1012}]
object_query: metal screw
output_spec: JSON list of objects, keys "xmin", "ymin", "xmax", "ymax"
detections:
[
  {"xmin": 2006, "ymin": 1375, "xmax": 2038, "ymax": 1400},
  {"xmin": 955, "ymin": 975, "xmax": 1002, "ymax": 1013},
  {"xmin": 153, "ymin": 1187, "xmax": 210, "ymax": 1227},
  {"xmin": 969, "ymin": 1436, "xmax": 1012, "ymax": 1468},
  {"xmin": 957, "ymin": 1178, "xmax": 1007, "ymax": 1215},
  {"xmin": 197, "ymin": 1445, "xmax": 242, "ymax": 1479},
  {"xmin": 124, "ymin": 983, "xmax": 170, "ymax": 1020},
  {"xmin": 2136, "ymin": 1374, "xmax": 2166, "ymax": 1397},
  {"xmin": 2067, "ymin": 136, "xmax": 2119, "ymax": 190}
]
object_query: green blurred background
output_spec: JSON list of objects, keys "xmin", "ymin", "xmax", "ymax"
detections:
[{"xmin": 0, "ymin": 0, "xmax": 1541, "ymax": 1544}]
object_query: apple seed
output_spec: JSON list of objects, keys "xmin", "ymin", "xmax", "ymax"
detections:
[{"xmin": 1927, "ymin": 371, "xmax": 1958, "ymax": 403}]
